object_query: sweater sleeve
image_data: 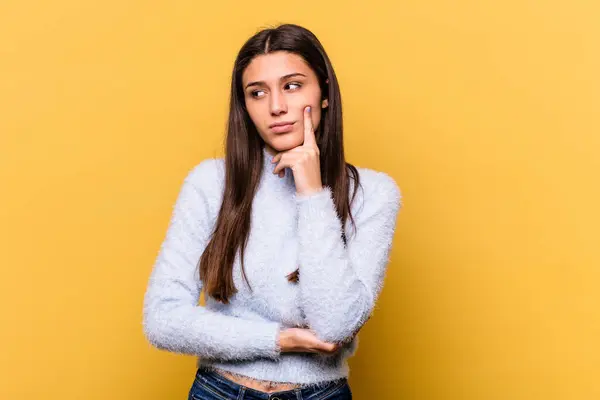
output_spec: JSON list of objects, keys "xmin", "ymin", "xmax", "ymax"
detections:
[
  {"xmin": 142, "ymin": 160, "xmax": 283, "ymax": 361},
  {"xmin": 295, "ymin": 172, "xmax": 402, "ymax": 344}
]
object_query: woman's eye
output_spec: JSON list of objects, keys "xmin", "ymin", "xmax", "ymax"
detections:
[
  {"xmin": 286, "ymin": 82, "xmax": 302, "ymax": 90},
  {"xmin": 249, "ymin": 83, "xmax": 301, "ymax": 98}
]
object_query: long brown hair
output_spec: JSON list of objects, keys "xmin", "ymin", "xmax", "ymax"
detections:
[{"xmin": 199, "ymin": 23, "xmax": 361, "ymax": 303}]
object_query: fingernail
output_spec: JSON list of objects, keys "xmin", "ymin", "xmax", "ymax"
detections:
[{"xmin": 306, "ymin": 106, "xmax": 311, "ymax": 112}]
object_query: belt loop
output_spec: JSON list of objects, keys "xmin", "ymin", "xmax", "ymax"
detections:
[
  {"xmin": 237, "ymin": 386, "xmax": 246, "ymax": 400},
  {"xmin": 295, "ymin": 388, "xmax": 302, "ymax": 400}
]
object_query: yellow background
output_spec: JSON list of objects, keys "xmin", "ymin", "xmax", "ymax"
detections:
[{"xmin": 1, "ymin": 0, "xmax": 598, "ymax": 399}]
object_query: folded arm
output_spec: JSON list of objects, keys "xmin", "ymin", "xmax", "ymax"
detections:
[
  {"xmin": 295, "ymin": 172, "xmax": 402, "ymax": 344},
  {"xmin": 142, "ymin": 160, "xmax": 282, "ymax": 361}
]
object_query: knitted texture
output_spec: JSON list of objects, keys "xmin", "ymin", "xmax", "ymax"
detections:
[{"xmin": 142, "ymin": 147, "xmax": 402, "ymax": 385}]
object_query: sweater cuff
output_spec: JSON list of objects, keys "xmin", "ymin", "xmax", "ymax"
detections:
[
  {"xmin": 295, "ymin": 186, "xmax": 342, "ymax": 241},
  {"xmin": 295, "ymin": 186, "xmax": 334, "ymax": 206},
  {"xmin": 253, "ymin": 320, "xmax": 283, "ymax": 360},
  {"xmin": 295, "ymin": 186, "xmax": 339, "ymax": 220}
]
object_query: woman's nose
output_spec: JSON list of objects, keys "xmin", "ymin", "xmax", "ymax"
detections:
[{"xmin": 269, "ymin": 90, "xmax": 287, "ymax": 115}]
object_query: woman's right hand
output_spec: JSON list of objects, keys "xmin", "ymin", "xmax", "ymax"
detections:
[{"xmin": 277, "ymin": 328, "xmax": 341, "ymax": 354}]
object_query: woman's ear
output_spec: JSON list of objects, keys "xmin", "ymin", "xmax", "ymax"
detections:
[{"xmin": 322, "ymin": 78, "xmax": 329, "ymax": 108}]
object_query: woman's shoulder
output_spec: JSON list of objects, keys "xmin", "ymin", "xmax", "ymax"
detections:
[
  {"xmin": 183, "ymin": 156, "xmax": 226, "ymax": 194},
  {"xmin": 352, "ymin": 165, "xmax": 402, "ymax": 207}
]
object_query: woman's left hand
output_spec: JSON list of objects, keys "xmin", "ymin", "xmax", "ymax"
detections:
[{"xmin": 271, "ymin": 106, "xmax": 323, "ymax": 196}]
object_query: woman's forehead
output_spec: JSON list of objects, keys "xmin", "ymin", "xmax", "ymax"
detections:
[{"xmin": 242, "ymin": 52, "xmax": 313, "ymax": 84}]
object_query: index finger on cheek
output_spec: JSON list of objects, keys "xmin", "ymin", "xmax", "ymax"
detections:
[{"xmin": 303, "ymin": 106, "xmax": 316, "ymax": 146}]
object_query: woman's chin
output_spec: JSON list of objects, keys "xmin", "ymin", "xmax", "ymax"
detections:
[{"xmin": 269, "ymin": 134, "xmax": 303, "ymax": 151}]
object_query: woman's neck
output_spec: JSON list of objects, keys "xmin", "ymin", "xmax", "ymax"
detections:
[{"xmin": 264, "ymin": 143, "xmax": 277, "ymax": 157}]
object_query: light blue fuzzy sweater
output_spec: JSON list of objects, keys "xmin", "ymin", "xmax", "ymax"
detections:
[{"xmin": 142, "ymin": 147, "xmax": 402, "ymax": 386}]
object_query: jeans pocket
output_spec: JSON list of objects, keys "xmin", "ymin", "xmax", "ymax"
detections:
[{"xmin": 189, "ymin": 377, "xmax": 232, "ymax": 400}]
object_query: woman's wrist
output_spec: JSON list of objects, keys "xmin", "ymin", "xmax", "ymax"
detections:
[{"xmin": 277, "ymin": 328, "xmax": 294, "ymax": 352}]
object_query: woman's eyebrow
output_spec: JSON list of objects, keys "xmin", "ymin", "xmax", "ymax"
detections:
[{"xmin": 245, "ymin": 73, "xmax": 307, "ymax": 89}]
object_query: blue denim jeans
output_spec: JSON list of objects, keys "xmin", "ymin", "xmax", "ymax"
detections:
[{"xmin": 188, "ymin": 367, "xmax": 352, "ymax": 400}]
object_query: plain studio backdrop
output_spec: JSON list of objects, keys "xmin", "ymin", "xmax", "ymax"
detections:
[{"xmin": 0, "ymin": 1, "xmax": 598, "ymax": 399}]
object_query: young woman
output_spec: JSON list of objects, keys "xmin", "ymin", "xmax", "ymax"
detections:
[{"xmin": 143, "ymin": 23, "xmax": 402, "ymax": 400}]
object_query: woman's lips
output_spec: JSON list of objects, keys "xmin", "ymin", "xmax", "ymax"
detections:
[{"xmin": 270, "ymin": 122, "xmax": 295, "ymax": 133}]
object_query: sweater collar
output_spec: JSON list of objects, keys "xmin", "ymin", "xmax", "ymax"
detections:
[{"xmin": 261, "ymin": 146, "xmax": 296, "ymax": 190}]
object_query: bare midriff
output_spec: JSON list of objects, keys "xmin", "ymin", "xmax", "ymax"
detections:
[{"xmin": 213, "ymin": 368, "xmax": 302, "ymax": 394}]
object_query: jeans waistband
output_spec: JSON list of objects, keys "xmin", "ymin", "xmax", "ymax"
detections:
[{"xmin": 194, "ymin": 367, "xmax": 348, "ymax": 400}]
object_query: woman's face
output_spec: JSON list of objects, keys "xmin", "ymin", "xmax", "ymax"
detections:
[{"xmin": 242, "ymin": 51, "xmax": 328, "ymax": 155}]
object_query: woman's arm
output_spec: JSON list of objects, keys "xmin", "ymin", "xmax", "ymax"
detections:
[
  {"xmin": 142, "ymin": 160, "xmax": 282, "ymax": 361},
  {"xmin": 294, "ymin": 172, "xmax": 402, "ymax": 345}
]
